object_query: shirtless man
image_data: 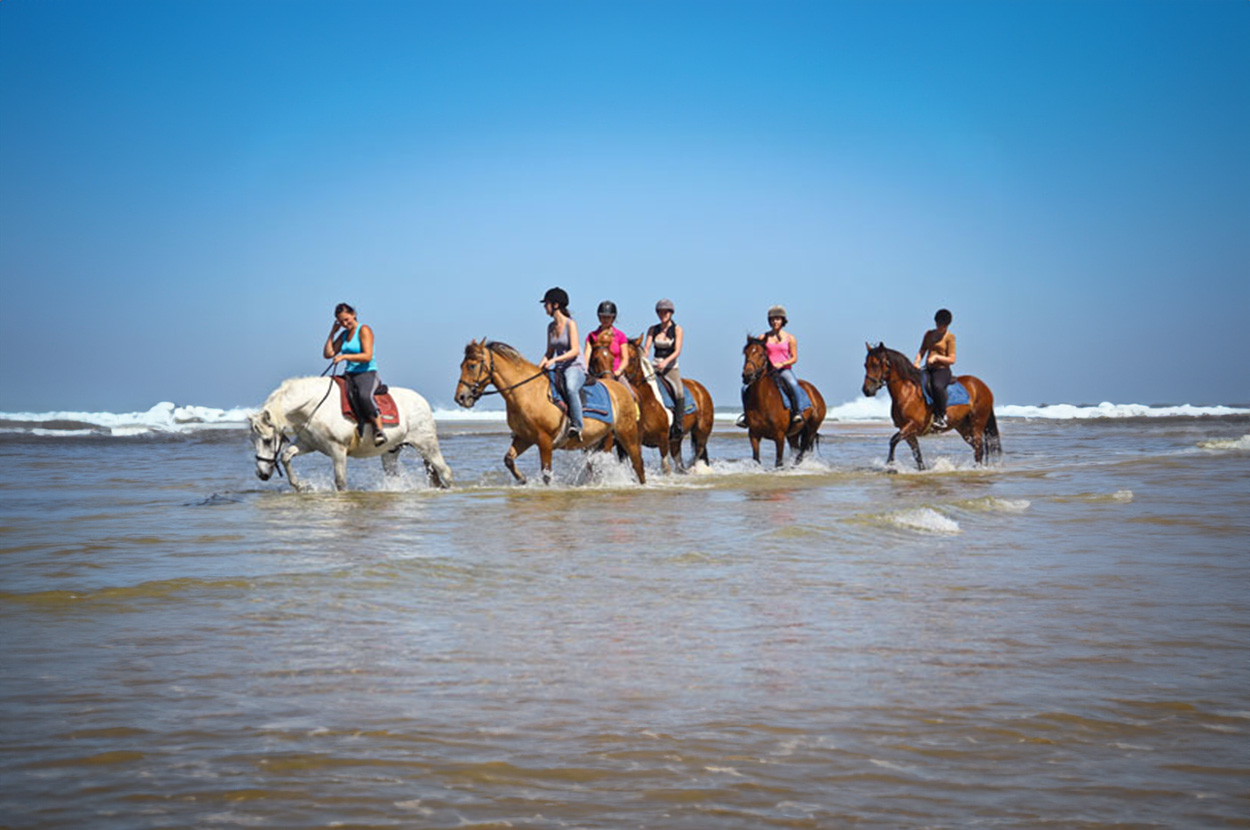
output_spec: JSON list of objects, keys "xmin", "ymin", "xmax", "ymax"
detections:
[{"xmin": 914, "ymin": 308, "xmax": 956, "ymax": 428}]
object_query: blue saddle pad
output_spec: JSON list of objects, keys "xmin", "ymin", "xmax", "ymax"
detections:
[
  {"xmin": 772, "ymin": 375, "xmax": 813, "ymax": 412},
  {"xmin": 547, "ymin": 371, "xmax": 614, "ymax": 425},
  {"xmin": 922, "ymin": 379, "xmax": 971, "ymax": 407},
  {"xmin": 655, "ymin": 379, "xmax": 697, "ymax": 416}
]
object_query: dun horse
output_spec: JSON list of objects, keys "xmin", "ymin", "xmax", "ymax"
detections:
[
  {"xmin": 587, "ymin": 330, "xmax": 714, "ymax": 473},
  {"xmin": 861, "ymin": 342, "xmax": 1001, "ymax": 470},
  {"xmin": 740, "ymin": 336, "xmax": 826, "ymax": 466},
  {"xmin": 454, "ymin": 339, "xmax": 646, "ymax": 485},
  {"xmin": 250, "ymin": 376, "xmax": 453, "ymax": 491}
]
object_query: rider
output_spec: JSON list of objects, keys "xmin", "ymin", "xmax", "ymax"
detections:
[
  {"xmin": 914, "ymin": 308, "xmax": 956, "ymax": 428},
  {"xmin": 583, "ymin": 300, "xmax": 630, "ymax": 383},
  {"xmin": 737, "ymin": 304, "xmax": 802, "ymax": 428},
  {"xmin": 323, "ymin": 302, "xmax": 387, "ymax": 447},
  {"xmin": 641, "ymin": 298, "xmax": 685, "ymax": 439},
  {"xmin": 537, "ymin": 287, "xmax": 586, "ymax": 442}
]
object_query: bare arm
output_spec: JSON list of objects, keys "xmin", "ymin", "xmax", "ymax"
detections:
[
  {"xmin": 323, "ymin": 324, "xmax": 343, "ymax": 359},
  {"xmin": 781, "ymin": 332, "xmax": 798, "ymax": 369}
]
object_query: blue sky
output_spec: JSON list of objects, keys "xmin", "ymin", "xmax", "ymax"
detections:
[{"xmin": 2, "ymin": 0, "xmax": 1247, "ymax": 412}]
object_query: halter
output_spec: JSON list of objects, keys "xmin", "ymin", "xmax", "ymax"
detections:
[{"xmin": 742, "ymin": 339, "xmax": 773, "ymax": 386}]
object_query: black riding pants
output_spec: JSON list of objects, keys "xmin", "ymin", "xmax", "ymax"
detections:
[
  {"xmin": 346, "ymin": 370, "xmax": 380, "ymax": 422},
  {"xmin": 926, "ymin": 366, "xmax": 952, "ymax": 415}
]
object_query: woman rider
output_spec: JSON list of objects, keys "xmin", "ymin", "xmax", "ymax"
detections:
[
  {"xmin": 914, "ymin": 308, "xmax": 956, "ymax": 427},
  {"xmin": 323, "ymin": 302, "xmax": 387, "ymax": 447},
  {"xmin": 583, "ymin": 300, "xmax": 630, "ymax": 383},
  {"xmin": 641, "ymin": 298, "xmax": 685, "ymax": 439},
  {"xmin": 536, "ymin": 287, "xmax": 586, "ymax": 442},
  {"xmin": 737, "ymin": 304, "xmax": 803, "ymax": 428}
]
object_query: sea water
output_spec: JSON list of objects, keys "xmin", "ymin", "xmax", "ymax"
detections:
[{"xmin": 1, "ymin": 401, "xmax": 1247, "ymax": 828}]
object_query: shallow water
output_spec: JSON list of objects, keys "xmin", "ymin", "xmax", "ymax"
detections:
[{"xmin": 2, "ymin": 417, "xmax": 1248, "ymax": 828}]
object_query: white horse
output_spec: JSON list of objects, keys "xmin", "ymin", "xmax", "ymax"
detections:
[{"xmin": 250, "ymin": 376, "xmax": 453, "ymax": 491}]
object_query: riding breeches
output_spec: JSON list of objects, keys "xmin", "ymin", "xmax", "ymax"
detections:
[
  {"xmin": 659, "ymin": 364, "xmax": 684, "ymax": 416},
  {"xmin": 925, "ymin": 366, "xmax": 952, "ymax": 414},
  {"xmin": 345, "ymin": 370, "xmax": 380, "ymax": 422}
]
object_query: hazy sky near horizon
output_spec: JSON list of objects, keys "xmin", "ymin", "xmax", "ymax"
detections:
[{"xmin": 2, "ymin": 0, "xmax": 1247, "ymax": 412}]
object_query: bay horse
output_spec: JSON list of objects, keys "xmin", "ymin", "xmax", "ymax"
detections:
[
  {"xmin": 250, "ymin": 376, "xmax": 453, "ymax": 491},
  {"xmin": 861, "ymin": 342, "xmax": 1001, "ymax": 470},
  {"xmin": 454, "ymin": 339, "xmax": 646, "ymax": 485},
  {"xmin": 740, "ymin": 336, "xmax": 827, "ymax": 466},
  {"xmin": 587, "ymin": 330, "xmax": 714, "ymax": 473}
]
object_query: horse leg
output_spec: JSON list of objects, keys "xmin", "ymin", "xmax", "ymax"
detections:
[
  {"xmin": 382, "ymin": 448, "xmax": 401, "ymax": 477},
  {"xmin": 622, "ymin": 431, "xmax": 647, "ymax": 485},
  {"xmin": 504, "ymin": 436, "xmax": 532, "ymax": 485},
  {"xmin": 906, "ymin": 435, "xmax": 925, "ymax": 470},
  {"xmin": 774, "ymin": 436, "xmax": 786, "ymax": 468},
  {"xmin": 408, "ymin": 437, "xmax": 453, "ymax": 488},
  {"xmin": 330, "ymin": 447, "xmax": 350, "ymax": 491},
  {"xmin": 537, "ymin": 434, "xmax": 555, "ymax": 485},
  {"xmin": 280, "ymin": 443, "xmax": 309, "ymax": 491},
  {"xmin": 749, "ymin": 433, "xmax": 762, "ymax": 464}
]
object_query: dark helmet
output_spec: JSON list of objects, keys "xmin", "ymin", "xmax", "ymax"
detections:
[
  {"xmin": 597, "ymin": 300, "xmax": 618, "ymax": 317},
  {"xmin": 540, "ymin": 287, "xmax": 569, "ymax": 309}
]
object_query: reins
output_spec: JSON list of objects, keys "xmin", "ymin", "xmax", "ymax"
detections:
[
  {"xmin": 256, "ymin": 360, "xmax": 340, "ymax": 479},
  {"xmin": 465, "ymin": 347, "xmax": 545, "ymax": 399}
]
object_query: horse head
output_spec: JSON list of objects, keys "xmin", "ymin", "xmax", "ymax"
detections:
[
  {"xmin": 587, "ymin": 329, "xmax": 618, "ymax": 379},
  {"xmin": 248, "ymin": 408, "xmax": 284, "ymax": 481},
  {"xmin": 455, "ymin": 339, "xmax": 493, "ymax": 408},
  {"xmin": 742, "ymin": 335, "xmax": 770, "ymax": 385},
  {"xmin": 862, "ymin": 342, "xmax": 890, "ymax": 397}
]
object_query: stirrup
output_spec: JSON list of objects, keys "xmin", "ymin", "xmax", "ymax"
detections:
[
  {"xmin": 735, "ymin": 413, "xmax": 748, "ymax": 428},
  {"xmin": 567, "ymin": 425, "xmax": 582, "ymax": 442},
  {"xmin": 373, "ymin": 428, "xmax": 387, "ymax": 447},
  {"xmin": 932, "ymin": 413, "xmax": 947, "ymax": 428}
]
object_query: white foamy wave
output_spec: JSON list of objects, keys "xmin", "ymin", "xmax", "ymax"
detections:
[
  {"xmin": 998, "ymin": 402, "xmax": 1249, "ymax": 419},
  {"xmin": 0, "ymin": 402, "xmax": 252, "ymax": 436},
  {"xmin": 887, "ymin": 508, "xmax": 961, "ymax": 534},
  {"xmin": 430, "ymin": 407, "xmax": 508, "ymax": 422},
  {"xmin": 1198, "ymin": 434, "xmax": 1250, "ymax": 451}
]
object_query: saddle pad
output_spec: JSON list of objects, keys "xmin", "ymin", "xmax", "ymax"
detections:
[
  {"xmin": 772, "ymin": 374, "xmax": 813, "ymax": 412},
  {"xmin": 922, "ymin": 379, "xmax": 971, "ymax": 408},
  {"xmin": 546, "ymin": 371, "xmax": 614, "ymax": 425},
  {"xmin": 655, "ymin": 377, "xmax": 697, "ymax": 416},
  {"xmin": 333, "ymin": 376, "xmax": 400, "ymax": 425}
]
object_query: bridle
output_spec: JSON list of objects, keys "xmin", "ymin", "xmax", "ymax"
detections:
[
  {"xmin": 742, "ymin": 339, "xmax": 772, "ymax": 386},
  {"xmin": 457, "ymin": 346, "xmax": 544, "ymax": 405},
  {"xmin": 862, "ymin": 350, "xmax": 889, "ymax": 397},
  {"xmin": 254, "ymin": 428, "xmax": 287, "ymax": 478}
]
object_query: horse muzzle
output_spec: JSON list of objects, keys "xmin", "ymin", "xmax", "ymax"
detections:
[
  {"xmin": 454, "ymin": 389, "xmax": 478, "ymax": 409},
  {"xmin": 256, "ymin": 466, "xmax": 273, "ymax": 481},
  {"xmin": 862, "ymin": 377, "xmax": 882, "ymax": 397}
]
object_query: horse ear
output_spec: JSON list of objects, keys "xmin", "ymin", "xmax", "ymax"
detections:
[
  {"xmin": 876, "ymin": 342, "xmax": 884, "ymax": 350},
  {"xmin": 865, "ymin": 341, "xmax": 872, "ymax": 352}
]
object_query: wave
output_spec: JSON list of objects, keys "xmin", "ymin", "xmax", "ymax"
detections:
[{"xmin": 2, "ymin": 397, "xmax": 1247, "ymax": 437}]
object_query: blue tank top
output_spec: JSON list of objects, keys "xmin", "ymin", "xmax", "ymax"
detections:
[{"xmin": 340, "ymin": 326, "xmax": 378, "ymax": 374}]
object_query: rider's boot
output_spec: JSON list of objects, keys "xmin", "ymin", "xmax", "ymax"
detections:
[
  {"xmin": 932, "ymin": 410, "xmax": 947, "ymax": 429},
  {"xmin": 669, "ymin": 396, "xmax": 684, "ymax": 439}
]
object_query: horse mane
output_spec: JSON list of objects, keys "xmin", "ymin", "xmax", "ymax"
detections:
[
  {"xmin": 258, "ymin": 376, "xmax": 327, "ymax": 431},
  {"xmin": 483, "ymin": 340, "xmax": 524, "ymax": 362},
  {"xmin": 875, "ymin": 343, "xmax": 925, "ymax": 386}
]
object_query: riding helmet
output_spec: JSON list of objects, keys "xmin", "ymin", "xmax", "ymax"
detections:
[
  {"xmin": 655, "ymin": 298, "xmax": 675, "ymax": 313},
  {"xmin": 540, "ymin": 287, "xmax": 569, "ymax": 309},
  {"xmin": 597, "ymin": 300, "xmax": 617, "ymax": 317},
  {"xmin": 768, "ymin": 304, "xmax": 787, "ymax": 321}
]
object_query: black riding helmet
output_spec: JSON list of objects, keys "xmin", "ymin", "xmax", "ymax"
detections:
[
  {"xmin": 597, "ymin": 300, "xmax": 617, "ymax": 317},
  {"xmin": 540, "ymin": 287, "xmax": 569, "ymax": 309}
]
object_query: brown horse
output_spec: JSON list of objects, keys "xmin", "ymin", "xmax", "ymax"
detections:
[
  {"xmin": 454, "ymin": 339, "xmax": 646, "ymax": 485},
  {"xmin": 587, "ymin": 330, "xmax": 714, "ymax": 473},
  {"xmin": 740, "ymin": 336, "xmax": 827, "ymax": 466},
  {"xmin": 861, "ymin": 342, "xmax": 1001, "ymax": 470}
]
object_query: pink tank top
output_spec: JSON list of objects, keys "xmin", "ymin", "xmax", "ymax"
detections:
[{"xmin": 765, "ymin": 336, "xmax": 792, "ymax": 368}]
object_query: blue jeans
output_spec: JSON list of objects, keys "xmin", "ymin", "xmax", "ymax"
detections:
[
  {"xmin": 743, "ymin": 368, "xmax": 802, "ymax": 413},
  {"xmin": 561, "ymin": 363, "xmax": 586, "ymax": 431}
]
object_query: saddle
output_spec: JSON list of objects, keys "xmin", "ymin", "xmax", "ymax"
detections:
[
  {"xmin": 546, "ymin": 370, "xmax": 614, "ymax": 425},
  {"xmin": 920, "ymin": 377, "xmax": 971, "ymax": 407},
  {"xmin": 332, "ymin": 376, "xmax": 401, "ymax": 425}
]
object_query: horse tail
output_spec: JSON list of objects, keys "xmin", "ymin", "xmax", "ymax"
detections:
[{"xmin": 984, "ymin": 409, "xmax": 1002, "ymax": 460}]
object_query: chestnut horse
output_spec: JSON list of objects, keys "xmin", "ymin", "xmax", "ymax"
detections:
[
  {"xmin": 861, "ymin": 342, "xmax": 1001, "ymax": 470},
  {"xmin": 587, "ymin": 330, "xmax": 714, "ymax": 473},
  {"xmin": 740, "ymin": 336, "xmax": 827, "ymax": 466},
  {"xmin": 454, "ymin": 339, "xmax": 646, "ymax": 485}
]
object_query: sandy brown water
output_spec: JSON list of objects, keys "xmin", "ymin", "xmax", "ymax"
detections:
[{"xmin": 1, "ymin": 416, "xmax": 1248, "ymax": 828}]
